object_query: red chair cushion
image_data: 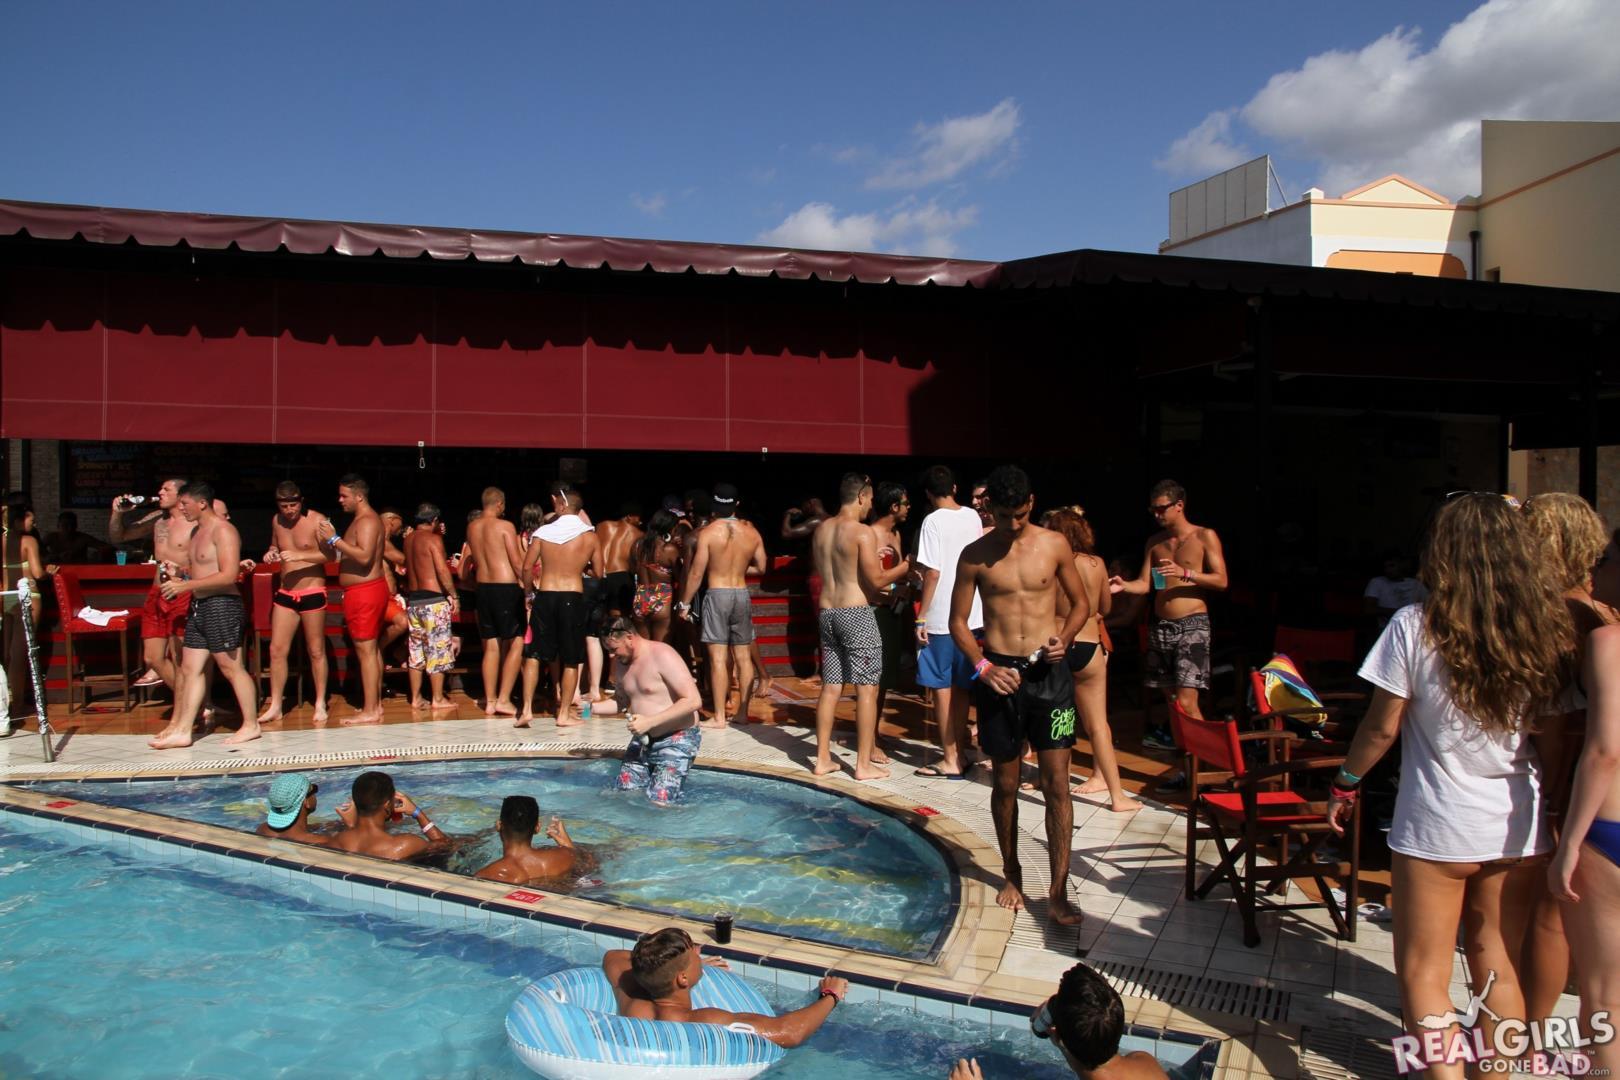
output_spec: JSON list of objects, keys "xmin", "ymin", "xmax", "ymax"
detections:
[
  {"xmin": 62, "ymin": 614, "xmax": 139, "ymax": 634},
  {"xmin": 1200, "ymin": 790, "xmax": 1323, "ymax": 826}
]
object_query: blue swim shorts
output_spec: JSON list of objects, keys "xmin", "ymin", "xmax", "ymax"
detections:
[
  {"xmin": 618, "ymin": 725, "xmax": 702, "ymax": 804},
  {"xmin": 916, "ymin": 631, "xmax": 978, "ymax": 690}
]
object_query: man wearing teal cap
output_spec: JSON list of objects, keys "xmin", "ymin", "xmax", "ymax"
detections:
[{"xmin": 256, "ymin": 772, "xmax": 329, "ymax": 846}]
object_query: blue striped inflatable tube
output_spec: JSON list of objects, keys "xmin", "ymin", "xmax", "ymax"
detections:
[{"xmin": 506, "ymin": 965, "xmax": 787, "ymax": 1080}]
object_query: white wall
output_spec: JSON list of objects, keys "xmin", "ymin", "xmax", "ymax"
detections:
[{"xmin": 1164, "ymin": 206, "xmax": 1313, "ymax": 265}]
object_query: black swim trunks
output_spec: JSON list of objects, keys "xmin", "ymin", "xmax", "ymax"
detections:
[
  {"xmin": 475, "ymin": 582, "xmax": 525, "ymax": 641},
  {"xmin": 602, "ymin": 570, "xmax": 635, "ymax": 617},
  {"xmin": 183, "ymin": 593, "xmax": 244, "ymax": 655},
  {"xmin": 972, "ymin": 651, "xmax": 1078, "ymax": 762},
  {"xmin": 526, "ymin": 590, "xmax": 587, "ymax": 665},
  {"xmin": 272, "ymin": 587, "xmax": 327, "ymax": 614}
]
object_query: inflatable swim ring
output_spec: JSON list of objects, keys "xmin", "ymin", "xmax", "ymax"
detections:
[{"xmin": 506, "ymin": 964, "xmax": 787, "ymax": 1080}]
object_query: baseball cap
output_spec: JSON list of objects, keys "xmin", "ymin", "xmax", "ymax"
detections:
[{"xmin": 266, "ymin": 773, "xmax": 315, "ymax": 829}]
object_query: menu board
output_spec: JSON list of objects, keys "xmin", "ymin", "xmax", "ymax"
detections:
[{"xmin": 61, "ymin": 442, "xmax": 146, "ymax": 508}]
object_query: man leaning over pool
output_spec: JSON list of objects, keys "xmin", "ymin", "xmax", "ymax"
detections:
[{"xmin": 603, "ymin": 927, "xmax": 847, "ymax": 1048}]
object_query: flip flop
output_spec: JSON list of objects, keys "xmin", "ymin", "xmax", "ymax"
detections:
[
  {"xmin": 915, "ymin": 765, "xmax": 967, "ymax": 780},
  {"xmin": 133, "ymin": 671, "xmax": 163, "ymax": 687},
  {"xmin": 1357, "ymin": 902, "xmax": 1393, "ymax": 923}
]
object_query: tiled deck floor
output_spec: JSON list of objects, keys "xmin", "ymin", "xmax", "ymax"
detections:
[{"xmin": 1, "ymin": 682, "xmax": 1578, "ymax": 1080}]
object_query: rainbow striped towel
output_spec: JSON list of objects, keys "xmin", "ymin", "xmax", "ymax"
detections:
[{"xmin": 1257, "ymin": 653, "xmax": 1327, "ymax": 728}]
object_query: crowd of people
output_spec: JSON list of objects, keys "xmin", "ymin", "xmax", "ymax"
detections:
[{"xmin": 7, "ymin": 465, "xmax": 1620, "ymax": 1076}]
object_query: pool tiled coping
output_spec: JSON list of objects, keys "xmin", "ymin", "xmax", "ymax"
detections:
[{"xmin": 0, "ymin": 750, "xmax": 1255, "ymax": 1074}]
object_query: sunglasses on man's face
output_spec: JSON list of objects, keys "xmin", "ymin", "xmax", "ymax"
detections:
[{"xmin": 1149, "ymin": 502, "xmax": 1177, "ymax": 514}]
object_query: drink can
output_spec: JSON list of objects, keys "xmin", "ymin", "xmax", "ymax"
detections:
[{"xmin": 714, "ymin": 911, "xmax": 733, "ymax": 944}]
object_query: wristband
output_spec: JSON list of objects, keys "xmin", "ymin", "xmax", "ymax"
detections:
[
  {"xmin": 411, "ymin": 807, "xmax": 425, "ymax": 822},
  {"xmin": 971, "ymin": 658, "xmax": 992, "ymax": 681},
  {"xmin": 1181, "ymin": 567, "xmax": 1194, "ymax": 583},
  {"xmin": 324, "ymin": 533, "xmax": 339, "ymax": 548},
  {"xmin": 819, "ymin": 989, "xmax": 841, "ymax": 1005},
  {"xmin": 1334, "ymin": 768, "xmax": 1362, "ymax": 789},
  {"xmin": 1328, "ymin": 784, "xmax": 1359, "ymax": 803},
  {"xmin": 418, "ymin": 817, "xmax": 435, "ymax": 832}
]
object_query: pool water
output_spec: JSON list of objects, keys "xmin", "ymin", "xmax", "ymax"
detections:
[
  {"xmin": 0, "ymin": 816, "xmax": 1133, "ymax": 1080},
  {"xmin": 31, "ymin": 759, "xmax": 954, "ymax": 959}
]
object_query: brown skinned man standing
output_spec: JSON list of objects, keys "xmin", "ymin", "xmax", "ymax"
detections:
[
  {"xmin": 465, "ymin": 487, "xmax": 526, "ymax": 717},
  {"xmin": 110, "ymin": 477, "xmax": 194, "ymax": 697},
  {"xmin": 677, "ymin": 483, "xmax": 767, "ymax": 729},
  {"xmin": 403, "ymin": 502, "xmax": 459, "ymax": 711},
  {"xmin": 316, "ymin": 474, "xmax": 387, "ymax": 726},
  {"xmin": 950, "ymin": 465, "xmax": 1087, "ymax": 926},
  {"xmin": 524, "ymin": 487, "xmax": 601, "ymax": 727},
  {"xmin": 257, "ymin": 481, "xmax": 332, "ymax": 725}
]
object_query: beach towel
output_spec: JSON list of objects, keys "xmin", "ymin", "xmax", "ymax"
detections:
[{"xmin": 1255, "ymin": 653, "xmax": 1327, "ymax": 730}]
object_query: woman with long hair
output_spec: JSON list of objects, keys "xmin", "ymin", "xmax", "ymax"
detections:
[
  {"xmin": 3, "ymin": 500, "xmax": 46, "ymax": 728},
  {"xmin": 1329, "ymin": 494, "xmax": 1570, "ymax": 1078},
  {"xmin": 1518, "ymin": 493, "xmax": 1614, "ymax": 1021},
  {"xmin": 1548, "ymin": 624, "xmax": 1620, "ymax": 1076},
  {"xmin": 1042, "ymin": 506, "xmax": 1140, "ymax": 813}
]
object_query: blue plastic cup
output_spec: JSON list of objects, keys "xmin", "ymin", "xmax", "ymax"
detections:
[
  {"xmin": 115, "ymin": 550, "xmax": 128, "ymax": 566},
  {"xmin": 1150, "ymin": 567, "xmax": 1165, "ymax": 590}
]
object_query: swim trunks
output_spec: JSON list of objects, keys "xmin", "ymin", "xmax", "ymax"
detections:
[
  {"xmin": 602, "ymin": 570, "xmax": 635, "ymax": 616},
  {"xmin": 917, "ymin": 631, "xmax": 977, "ymax": 689},
  {"xmin": 583, "ymin": 575, "xmax": 609, "ymax": 634},
  {"xmin": 141, "ymin": 581, "xmax": 189, "ymax": 639},
  {"xmin": 1144, "ymin": 612, "xmax": 1212, "ymax": 690},
  {"xmin": 972, "ymin": 651, "xmax": 1078, "ymax": 762},
  {"xmin": 633, "ymin": 582, "xmax": 672, "ymax": 619},
  {"xmin": 406, "ymin": 594, "xmax": 454, "ymax": 674},
  {"xmin": 183, "ymin": 593, "xmax": 244, "ymax": 654},
  {"xmin": 340, "ymin": 576, "xmax": 390, "ymax": 643},
  {"xmin": 526, "ymin": 590, "xmax": 587, "ymax": 665},
  {"xmin": 383, "ymin": 594, "xmax": 405, "ymax": 627},
  {"xmin": 1065, "ymin": 640, "xmax": 1101, "ymax": 673},
  {"xmin": 475, "ymin": 581, "xmax": 525, "ymax": 641},
  {"xmin": 272, "ymin": 585, "xmax": 327, "ymax": 614},
  {"xmin": 819, "ymin": 605, "xmax": 882, "ymax": 686},
  {"xmin": 873, "ymin": 603, "xmax": 909, "ymax": 691},
  {"xmin": 617, "ymin": 724, "xmax": 701, "ymax": 804},
  {"xmin": 700, "ymin": 586, "xmax": 755, "ymax": 645}
]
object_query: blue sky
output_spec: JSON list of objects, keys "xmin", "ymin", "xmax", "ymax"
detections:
[{"xmin": 3, "ymin": 1, "xmax": 1614, "ymax": 260}]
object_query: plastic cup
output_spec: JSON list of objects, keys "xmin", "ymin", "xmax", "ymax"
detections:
[
  {"xmin": 115, "ymin": 550, "xmax": 128, "ymax": 566},
  {"xmin": 1150, "ymin": 568, "xmax": 1166, "ymax": 590},
  {"xmin": 714, "ymin": 911, "xmax": 733, "ymax": 944}
]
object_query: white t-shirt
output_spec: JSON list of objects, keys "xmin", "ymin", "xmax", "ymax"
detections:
[
  {"xmin": 915, "ymin": 505, "xmax": 983, "ymax": 633},
  {"xmin": 1358, "ymin": 605, "xmax": 1549, "ymax": 862},
  {"xmin": 1364, "ymin": 575, "xmax": 1427, "ymax": 611}
]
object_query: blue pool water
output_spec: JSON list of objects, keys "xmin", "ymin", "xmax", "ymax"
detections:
[
  {"xmin": 31, "ymin": 758, "xmax": 954, "ymax": 958},
  {"xmin": 0, "ymin": 815, "xmax": 1174, "ymax": 1080}
]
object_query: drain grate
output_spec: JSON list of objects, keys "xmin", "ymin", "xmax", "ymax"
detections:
[
  {"xmin": 1299, "ymin": 1024, "xmax": 1398, "ymax": 1080},
  {"xmin": 1086, "ymin": 959, "xmax": 1291, "ymax": 1022}
]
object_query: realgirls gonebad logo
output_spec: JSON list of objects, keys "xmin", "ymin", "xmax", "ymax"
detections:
[{"xmin": 1391, "ymin": 971, "xmax": 1613, "ymax": 1075}]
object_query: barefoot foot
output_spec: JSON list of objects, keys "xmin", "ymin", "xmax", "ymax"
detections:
[
  {"xmin": 148, "ymin": 732, "xmax": 194, "ymax": 750},
  {"xmin": 222, "ymin": 724, "xmax": 263, "ymax": 745},
  {"xmin": 996, "ymin": 876, "xmax": 1028, "ymax": 912},
  {"xmin": 339, "ymin": 710, "xmax": 383, "ymax": 726},
  {"xmin": 255, "ymin": 705, "xmax": 283, "ymax": 726},
  {"xmin": 513, "ymin": 713, "xmax": 532, "ymax": 729},
  {"xmin": 853, "ymin": 763, "xmax": 891, "ymax": 781},
  {"xmin": 812, "ymin": 760, "xmax": 841, "ymax": 777},
  {"xmin": 1109, "ymin": 796, "xmax": 1145, "ymax": 813},
  {"xmin": 1072, "ymin": 777, "xmax": 1109, "ymax": 796},
  {"xmin": 699, "ymin": 718, "xmax": 729, "ymax": 730},
  {"xmin": 1047, "ymin": 893, "xmax": 1084, "ymax": 927},
  {"xmin": 430, "ymin": 698, "xmax": 457, "ymax": 711},
  {"xmin": 312, "ymin": 703, "xmax": 329, "ymax": 725}
]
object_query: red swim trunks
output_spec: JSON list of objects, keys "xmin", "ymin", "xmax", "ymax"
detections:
[
  {"xmin": 141, "ymin": 581, "xmax": 189, "ymax": 640},
  {"xmin": 341, "ymin": 577, "xmax": 390, "ymax": 642}
]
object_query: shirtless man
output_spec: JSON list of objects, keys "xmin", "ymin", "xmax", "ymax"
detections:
[
  {"xmin": 109, "ymin": 477, "xmax": 192, "ymax": 695},
  {"xmin": 403, "ymin": 502, "xmax": 459, "ymax": 710},
  {"xmin": 591, "ymin": 617, "xmax": 705, "ymax": 803},
  {"xmin": 474, "ymin": 795, "xmax": 577, "ymax": 882},
  {"xmin": 595, "ymin": 509, "xmax": 644, "ymax": 619},
  {"xmin": 523, "ymin": 486, "xmax": 601, "ymax": 727},
  {"xmin": 1109, "ymin": 479, "xmax": 1228, "ymax": 745},
  {"xmin": 315, "ymin": 474, "xmax": 388, "ymax": 725},
  {"xmin": 677, "ymin": 483, "xmax": 767, "ymax": 729},
  {"xmin": 329, "ymin": 770, "xmax": 449, "ymax": 862},
  {"xmin": 811, "ymin": 473, "xmax": 911, "ymax": 780},
  {"xmin": 603, "ymin": 927, "xmax": 847, "ymax": 1048},
  {"xmin": 256, "ymin": 481, "xmax": 332, "ymax": 725},
  {"xmin": 868, "ymin": 481, "xmax": 913, "ymax": 750},
  {"xmin": 466, "ymin": 487, "xmax": 526, "ymax": 717},
  {"xmin": 950, "ymin": 465, "xmax": 1088, "ymax": 925},
  {"xmin": 149, "ymin": 482, "xmax": 260, "ymax": 748},
  {"xmin": 255, "ymin": 772, "xmax": 329, "ymax": 846}
]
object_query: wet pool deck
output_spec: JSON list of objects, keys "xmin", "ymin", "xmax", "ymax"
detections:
[{"xmin": 0, "ymin": 680, "xmax": 1571, "ymax": 1079}]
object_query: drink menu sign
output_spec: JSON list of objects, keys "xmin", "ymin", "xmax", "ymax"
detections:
[{"xmin": 61, "ymin": 442, "xmax": 146, "ymax": 508}]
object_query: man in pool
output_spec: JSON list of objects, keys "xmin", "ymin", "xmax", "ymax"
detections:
[
  {"xmin": 950, "ymin": 465, "xmax": 1088, "ymax": 926},
  {"xmin": 603, "ymin": 927, "xmax": 849, "ymax": 1048},
  {"xmin": 255, "ymin": 772, "xmax": 330, "ymax": 846},
  {"xmin": 473, "ymin": 794, "xmax": 577, "ymax": 883},
  {"xmin": 588, "ymin": 617, "xmax": 703, "ymax": 804},
  {"xmin": 329, "ymin": 770, "xmax": 450, "ymax": 862},
  {"xmin": 946, "ymin": 962, "xmax": 1168, "ymax": 1079}
]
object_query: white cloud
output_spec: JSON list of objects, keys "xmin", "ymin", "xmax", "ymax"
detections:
[
  {"xmin": 1155, "ymin": 109, "xmax": 1250, "ymax": 176},
  {"xmin": 629, "ymin": 192, "xmax": 666, "ymax": 217},
  {"xmin": 866, "ymin": 99, "xmax": 1021, "ymax": 190},
  {"xmin": 756, "ymin": 199, "xmax": 980, "ymax": 256},
  {"xmin": 1158, "ymin": 0, "xmax": 1620, "ymax": 197}
]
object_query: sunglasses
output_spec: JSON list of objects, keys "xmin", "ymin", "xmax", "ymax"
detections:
[
  {"xmin": 1149, "ymin": 502, "xmax": 1177, "ymax": 514},
  {"xmin": 1031, "ymin": 1000, "xmax": 1055, "ymax": 1040}
]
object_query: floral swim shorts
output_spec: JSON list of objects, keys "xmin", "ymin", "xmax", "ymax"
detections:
[
  {"xmin": 618, "ymin": 725, "xmax": 701, "ymax": 804},
  {"xmin": 633, "ymin": 582, "xmax": 673, "ymax": 619},
  {"xmin": 406, "ymin": 596, "xmax": 455, "ymax": 674}
]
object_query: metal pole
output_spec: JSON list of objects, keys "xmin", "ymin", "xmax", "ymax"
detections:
[{"xmin": 17, "ymin": 583, "xmax": 56, "ymax": 763}]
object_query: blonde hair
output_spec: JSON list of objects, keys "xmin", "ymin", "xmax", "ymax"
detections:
[
  {"xmin": 1522, "ymin": 493, "xmax": 1609, "ymax": 593},
  {"xmin": 1420, "ymin": 495, "xmax": 1571, "ymax": 733}
]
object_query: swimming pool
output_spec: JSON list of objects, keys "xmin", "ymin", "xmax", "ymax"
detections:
[
  {"xmin": 29, "ymin": 758, "xmax": 955, "ymax": 959},
  {"xmin": 0, "ymin": 814, "xmax": 1216, "ymax": 1079}
]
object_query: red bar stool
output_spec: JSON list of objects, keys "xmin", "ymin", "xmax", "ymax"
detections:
[{"xmin": 51, "ymin": 568, "xmax": 142, "ymax": 713}]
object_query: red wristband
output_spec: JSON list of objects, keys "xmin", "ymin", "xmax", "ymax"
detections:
[{"xmin": 1329, "ymin": 784, "xmax": 1359, "ymax": 803}]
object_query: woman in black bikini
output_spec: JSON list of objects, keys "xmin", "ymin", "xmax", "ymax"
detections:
[{"xmin": 1044, "ymin": 507, "xmax": 1140, "ymax": 814}]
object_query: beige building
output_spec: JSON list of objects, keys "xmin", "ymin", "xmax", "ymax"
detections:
[{"xmin": 1161, "ymin": 121, "xmax": 1620, "ymax": 519}]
